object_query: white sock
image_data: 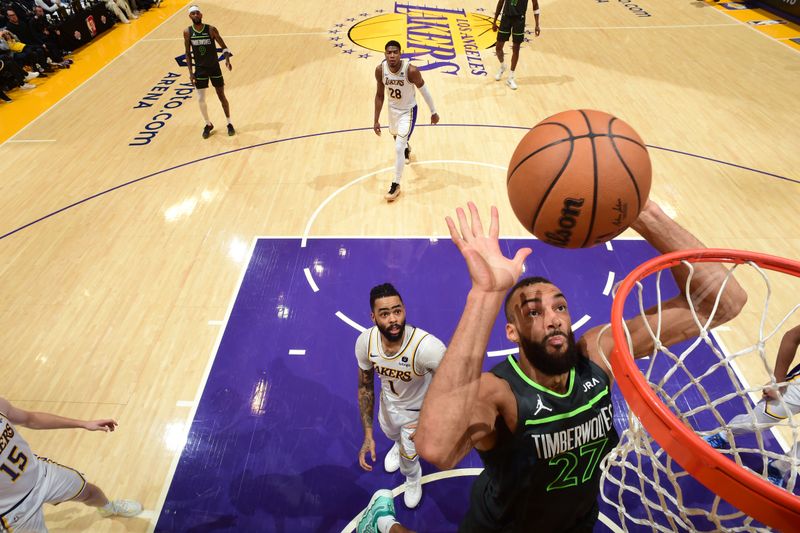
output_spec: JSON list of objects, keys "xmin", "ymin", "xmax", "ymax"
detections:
[
  {"xmin": 509, "ymin": 70, "xmax": 515, "ymax": 79},
  {"xmin": 227, "ymin": 117, "xmax": 232, "ymax": 125},
  {"xmin": 377, "ymin": 516, "xmax": 398, "ymax": 533},
  {"xmin": 394, "ymin": 137, "xmax": 406, "ymax": 183},
  {"xmin": 101, "ymin": 501, "xmax": 115, "ymax": 511}
]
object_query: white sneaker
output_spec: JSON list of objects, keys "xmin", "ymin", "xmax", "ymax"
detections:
[
  {"xmin": 25, "ymin": 71, "xmax": 39, "ymax": 81},
  {"xmin": 494, "ymin": 64, "xmax": 507, "ymax": 81},
  {"xmin": 21, "ymin": 83, "xmax": 36, "ymax": 90},
  {"xmin": 383, "ymin": 442, "xmax": 400, "ymax": 473},
  {"xmin": 98, "ymin": 499, "xmax": 143, "ymax": 518},
  {"xmin": 403, "ymin": 478, "xmax": 422, "ymax": 509},
  {"xmin": 506, "ymin": 76, "xmax": 518, "ymax": 90}
]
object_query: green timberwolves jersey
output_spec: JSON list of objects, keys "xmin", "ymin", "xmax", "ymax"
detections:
[
  {"xmin": 504, "ymin": 0, "xmax": 529, "ymax": 17},
  {"xmin": 188, "ymin": 25, "xmax": 217, "ymax": 68},
  {"xmin": 469, "ymin": 355, "xmax": 619, "ymax": 532}
]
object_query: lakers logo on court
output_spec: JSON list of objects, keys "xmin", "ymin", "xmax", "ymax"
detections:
[{"xmin": 332, "ymin": 4, "xmax": 498, "ymax": 77}]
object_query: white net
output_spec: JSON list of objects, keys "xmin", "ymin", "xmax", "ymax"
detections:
[{"xmin": 598, "ymin": 257, "xmax": 800, "ymax": 532}]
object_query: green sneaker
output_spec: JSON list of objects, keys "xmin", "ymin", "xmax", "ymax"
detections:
[{"xmin": 357, "ymin": 489, "xmax": 395, "ymax": 533}]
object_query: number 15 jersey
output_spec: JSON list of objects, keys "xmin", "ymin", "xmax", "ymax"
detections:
[{"xmin": 0, "ymin": 412, "xmax": 38, "ymax": 514}]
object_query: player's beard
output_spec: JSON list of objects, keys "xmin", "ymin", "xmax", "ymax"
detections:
[
  {"xmin": 378, "ymin": 321, "xmax": 406, "ymax": 343},
  {"xmin": 519, "ymin": 330, "xmax": 579, "ymax": 376}
]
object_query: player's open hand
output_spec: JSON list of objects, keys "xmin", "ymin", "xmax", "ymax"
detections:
[
  {"xmin": 84, "ymin": 419, "xmax": 118, "ymax": 432},
  {"xmin": 225, "ymin": 58, "xmax": 232, "ymax": 71},
  {"xmin": 431, "ymin": 113, "xmax": 440, "ymax": 125},
  {"xmin": 358, "ymin": 435, "xmax": 376, "ymax": 471},
  {"xmin": 446, "ymin": 202, "xmax": 531, "ymax": 294}
]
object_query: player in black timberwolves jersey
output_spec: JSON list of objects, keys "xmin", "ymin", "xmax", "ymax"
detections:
[
  {"xmin": 412, "ymin": 201, "xmax": 747, "ymax": 532},
  {"xmin": 183, "ymin": 5, "xmax": 235, "ymax": 139}
]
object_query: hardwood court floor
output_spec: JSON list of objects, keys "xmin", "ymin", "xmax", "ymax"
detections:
[{"xmin": 0, "ymin": 1, "xmax": 798, "ymax": 531}]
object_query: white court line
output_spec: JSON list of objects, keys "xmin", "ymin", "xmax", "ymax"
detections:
[
  {"xmin": 603, "ymin": 271, "xmax": 616, "ymax": 296},
  {"xmin": 605, "ymin": 241, "xmax": 614, "ymax": 251},
  {"xmin": 301, "ymin": 160, "xmax": 506, "ymax": 248},
  {"xmin": 143, "ymin": 32, "xmax": 327, "ymax": 41},
  {"xmin": 207, "ymin": 319, "xmax": 223, "ymax": 326},
  {"xmin": 336, "ymin": 311, "xmax": 367, "ymax": 333},
  {"xmin": 339, "ymin": 466, "xmax": 622, "ymax": 533},
  {"xmin": 2, "ymin": 6, "xmax": 189, "ymax": 147},
  {"xmin": 148, "ymin": 236, "xmax": 258, "ymax": 533},
  {"xmin": 543, "ymin": 23, "xmax": 738, "ymax": 30},
  {"xmin": 303, "ymin": 267, "xmax": 320, "ymax": 292},
  {"xmin": 488, "ymin": 347, "xmax": 519, "ymax": 358},
  {"xmin": 5, "ymin": 139, "xmax": 56, "ymax": 143},
  {"xmin": 288, "ymin": 349, "xmax": 306, "ymax": 356},
  {"xmin": 572, "ymin": 314, "xmax": 591, "ymax": 331},
  {"xmin": 175, "ymin": 400, "xmax": 194, "ymax": 407},
  {"xmin": 706, "ymin": 2, "xmax": 800, "ymax": 56}
]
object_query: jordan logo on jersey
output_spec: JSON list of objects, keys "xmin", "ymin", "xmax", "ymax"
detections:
[{"xmin": 534, "ymin": 395, "xmax": 552, "ymax": 416}]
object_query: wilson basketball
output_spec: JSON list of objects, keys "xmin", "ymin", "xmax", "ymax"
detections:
[{"xmin": 506, "ymin": 109, "xmax": 652, "ymax": 248}]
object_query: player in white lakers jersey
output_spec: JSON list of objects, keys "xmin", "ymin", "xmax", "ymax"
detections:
[
  {"xmin": 356, "ymin": 283, "xmax": 446, "ymax": 510},
  {"xmin": 373, "ymin": 40, "xmax": 440, "ymax": 202},
  {"xmin": 705, "ymin": 323, "xmax": 800, "ymax": 488},
  {"xmin": 0, "ymin": 396, "xmax": 142, "ymax": 531}
]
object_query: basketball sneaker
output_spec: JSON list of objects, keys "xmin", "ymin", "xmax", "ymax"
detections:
[
  {"xmin": 494, "ymin": 63, "xmax": 507, "ymax": 81},
  {"xmin": 227, "ymin": 124, "xmax": 236, "ymax": 136},
  {"xmin": 202, "ymin": 123, "xmax": 214, "ymax": 139},
  {"xmin": 404, "ymin": 144, "xmax": 411, "ymax": 165},
  {"xmin": 384, "ymin": 442, "xmax": 400, "ymax": 473},
  {"xmin": 767, "ymin": 460, "xmax": 788, "ymax": 489},
  {"xmin": 356, "ymin": 489, "xmax": 396, "ymax": 533},
  {"xmin": 506, "ymin": 76, "xmax": 518, "ymax": 90},
  {"xmin": 704, "ymin": 432, "xmax": 730, "ymax": 450},
  {"xmin": 98, "ymin": 499, "xmax": 143, "ymax": 518},
  {"xmin": 404, "ymin": 477, "xmax": 422, "ymax": 509},
  {"xmin": 384, "ymin": 183, "xmax": 401, "ymax": 202}
]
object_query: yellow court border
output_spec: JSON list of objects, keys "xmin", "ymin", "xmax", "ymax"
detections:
[{"xmin": 0, "ymin": 1, "xmax": 189, "ymax": 143}]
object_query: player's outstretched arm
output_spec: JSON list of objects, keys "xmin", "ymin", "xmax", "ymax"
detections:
[
  {"xmin": 373, "ymin": 65, "xmax": 384, "ymax": 135},
  {"xmin": 408, "ymin": 66, "xmax": 439, "ymax": 124},
  {"xmin": 774, "ymin": 324, "xmax": 800, "ymax": 385},
  {"xmin": 0, "ymin": 397, "xmax": 117, "ymax": 431},
  {"xmin": 583, "ymin": 201, "xmax": 747, "ymax": 369},
  {"xmin": 416, "ymin": 203, "xmax": 530, "ymax": 469}
]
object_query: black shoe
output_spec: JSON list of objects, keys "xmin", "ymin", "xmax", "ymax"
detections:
[
  {"xmin": 227, "ymin": 124, "xmax": 235, "ymax": 136},
  {"xmin": 0, "ymin": 91, "xmax": 10, "ymax": 102},
  {"xmin": 202, "ymin": 123, "xmax": 214, "ymax": 139},
  {"xmin": 384, "ymin": 182, "xmax": 401, "ymax": 202},
  {"xmin": 404, "ymin": 144, "xmax": 411, "ymax": 164}
]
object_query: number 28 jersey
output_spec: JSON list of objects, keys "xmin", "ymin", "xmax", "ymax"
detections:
[
  {"xmin": 0, "ymin": 412, "xmax": 38, "ymax": 514},
  {"xmin": 382, "ymin": 59, "xmax": 417, "ymax": 111}
]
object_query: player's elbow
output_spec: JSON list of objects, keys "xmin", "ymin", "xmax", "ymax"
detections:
[
  {"xmin": 415, "ymin": 433, "xmax": 457, "ymax": 470},
  {"xmin": 707, "ymin": 279, "xmax": 747, "ymax": 327}
]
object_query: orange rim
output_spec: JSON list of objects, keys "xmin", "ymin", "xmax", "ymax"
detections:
[{"xmin": 609, "ymin": 248, "xmax": 800, "ymax": 531}]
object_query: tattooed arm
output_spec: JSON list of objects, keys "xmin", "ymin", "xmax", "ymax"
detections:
[{"xmin": 357, "ymin": 366, "xmax": 377, "ymax": 471}]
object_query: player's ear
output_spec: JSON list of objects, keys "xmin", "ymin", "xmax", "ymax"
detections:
[
  {"xmin": 370, "ymin": 311, "xmax": 377, "ymax": 324},
  {"xmin": 505, "ymin": 323, "xmax": 519, "ymax": 343}
]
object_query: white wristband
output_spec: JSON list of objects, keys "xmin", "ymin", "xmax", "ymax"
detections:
[
  {"xmin": 534, "ymin": 9, "xmax": 541, "ymax": 14},
  {"xmin": 222, "ymin": 48, "xmax": 232, "ymax": 56},
  {"xmin": 419, "ymin": 84, "xmax": 437, "ymax": 115}
]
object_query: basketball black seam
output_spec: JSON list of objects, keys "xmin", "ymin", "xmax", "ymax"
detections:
[
  {"xmin": 507, "ymin": 122, "xmax": 573, "ymax": 184},
  {"xmin": 529, "ymin": 140, "xmax": 575, "ymax": 235},
  {"xmin": 578, "ymin": 110, "xmax": 598, "ymax": 248},
  {"xmin": 608, "ymin": 117, "xmax": 644, "ymax": 216}
]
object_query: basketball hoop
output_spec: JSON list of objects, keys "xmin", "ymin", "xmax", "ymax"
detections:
[{"xmin": 604, "ymin": 249, "xmax": 800, "ymax": 531}]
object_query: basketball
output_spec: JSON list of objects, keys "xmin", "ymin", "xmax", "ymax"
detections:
[{"xmin": 506, "ymin": 109, "xmax": 652, "ymax": 248}]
